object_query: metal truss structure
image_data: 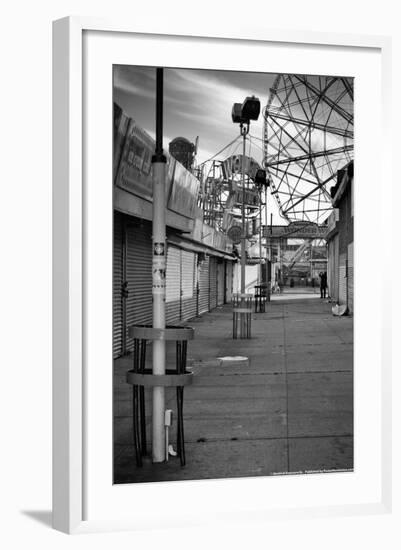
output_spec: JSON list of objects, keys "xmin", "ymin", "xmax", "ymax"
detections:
[
  {"xmin": 198, "ymin": 161, "xmax": 230, "ymax": 230},
  {"xmin": 199, "ymin": 155, "xmax": 262, "ymax": 236},
  {"xmin": 263, "ymin": 74, "xmax": 354, "ymax": 225}
]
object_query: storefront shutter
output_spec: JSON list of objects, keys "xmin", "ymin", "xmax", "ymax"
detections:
[
  {"xmin": 209, "ymin": 256, "xmax": 218, "ymax": 310},
  {"xmin": 198, "ymin": 255, "xmax": 210, "ymax": 314},
  {"xmin": 166, "ymin": 245, "xmax": 181, "ymax": 325},
  {"xmin": 217, "ymin": 259, "xmax": 225, "ymax": 305},
  {"xmin": 113, "ymin": 212, "xmax": 124, "ymax": 358},
  {"xmin": 328, "ymin": 234, "xmax": 339, "ymax": 303},
  {"xmin": 225, "ymin": 260, "xmax": 234, "ymax": 303},
  {"xmin": 347, "ymin": 242, "xmax": 354, "ymax": 313},
  {"xmin": 125, "ymin": 221, "xmax": 153, "ymax": 352},
  {"xmin": 181, "ymin": 250, "xmax": 197, "ymax": 321},
  {"xmin": 338, "ymin": 251, "xmax": 347, "ymax": 306}
]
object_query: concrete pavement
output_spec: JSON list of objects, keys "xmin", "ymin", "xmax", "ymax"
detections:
[{"xmin": 114, "ymin": 292, "xmax": 353, "ymax": 483}]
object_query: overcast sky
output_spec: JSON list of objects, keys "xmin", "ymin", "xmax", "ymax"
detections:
[
  {"xmin": 113, "ymin": 65, "xmax": 277, "ymax": 165},
  {"xmin": 113, "ymin": 65, "xmax": 285, "ymax": 222}
]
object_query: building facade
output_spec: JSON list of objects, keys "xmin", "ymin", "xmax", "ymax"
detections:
[
  {"xmin": 326, "ymin": 161, "xmax": 354, "ymax": 313},
  {"xmin": 113, "ymin": 104, "xmax": 236, "ymax": 358}
]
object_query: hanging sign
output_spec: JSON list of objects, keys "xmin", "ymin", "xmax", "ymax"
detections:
[{"xmin": 227, "ymin": 225, "xmax": 242, "ymax": 244}]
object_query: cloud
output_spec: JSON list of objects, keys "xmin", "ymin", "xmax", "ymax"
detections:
[
  {"xmin": 114, "ymin": 64, "xmax": 272, "ymax": 169},
  {"xmin": 167, "ymin": 68, "xmax": 267, "ymax": 126},
  {"xmin": 113, "ymin": 66, "xmax": 154, "ymax": 99}
]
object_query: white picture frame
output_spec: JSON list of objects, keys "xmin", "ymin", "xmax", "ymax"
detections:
[{"xmin": 52, "ymin": 16, "xmax": 392, "ymax": 534}]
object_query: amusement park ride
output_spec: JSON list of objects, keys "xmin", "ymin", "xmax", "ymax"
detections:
[
  {"xmin": 263, "ymin": 74, "xmax": 354, "ymax": 225},
  {"xmin": 196, "ymin": 74, "xmax": 354, "ymax": 284}
]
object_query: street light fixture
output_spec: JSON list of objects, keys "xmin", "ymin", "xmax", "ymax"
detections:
[
  {"xmin": 231, "ymin": 95, "xmax": 261, "ymax": 336},
  {"xmin": 232, "ymin": 96, "xmax": 261, "ymax": 124}
]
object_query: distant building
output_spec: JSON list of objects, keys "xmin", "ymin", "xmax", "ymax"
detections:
[
  {"xmin": 169, "ymin": 137, "xmax": 196, "ymax": 170},
  {"xmin": 326, "ymin": 161, "xmax": 354, "ymax": 313}
]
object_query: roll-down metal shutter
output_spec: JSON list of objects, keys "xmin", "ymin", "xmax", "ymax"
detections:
[
  {"xmin": 181, "ymin": 250, "xmax": 197, "ymax": 321},
  {"xmin": 209, "ymin": 256, "xmax": 218, "ymax": 310},
  {"xmin": 225, "ymin": 261, "xmax": 233, "ymax": 303},
  {"xmin": 166, "ymin": 245, "xmax": 181, "ymax": 325},
  {"xmin": 347, "ymin": 242, "xmax": 353, "ymax": 313},
  {"xmin": 328, "ymin": 234, "xmax": 339, "ymax": 303},
  {"xmin": 113, "ymin": 212, "xmax": 124, "ymax": 358},
  {"xmin": 125, "ymin": 222, "xmax": 153, "ymax": 352},
  {"xmin": 328, "ymin": 239, "xmax": 334, "ymax": 301},
  {"xmin": 198, "ymin": 255, "xmax": 210, "ymax": 315},
  {"xmin": 338, "ymin": 251, "xmax": 347, "ymax": 307},
  {"xmin": 217, "ymin": 259, "xmax": 225, "ymax": 305}
]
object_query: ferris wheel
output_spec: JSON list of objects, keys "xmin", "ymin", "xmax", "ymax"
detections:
[{"xmin": 263, "ymin": 74, "xmax": 354, "ymax": 225}]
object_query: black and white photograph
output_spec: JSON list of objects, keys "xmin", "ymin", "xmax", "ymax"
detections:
[
  {"xmin": 2, "ymin": 0, "xmax": 399, "ymax": 542},
  {"xmin": 112, "ymin": 66, "xmax": 354, "ymax": 484}
]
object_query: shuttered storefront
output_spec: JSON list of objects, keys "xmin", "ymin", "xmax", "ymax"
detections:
[
  {"xmin": 113, "ymin": 212, "xmax": 124, "ymax": 358},
  {"xmin": 166, "ymin": 245, "xmax": 181, "ymax": 325},
  {"xmin": 338, "ymin": 251, "xmax": 347, "ymax": 307},
  {"xmin": 113, "ymin": 215, "xmax": 234, "ymax": 357},
  {"xmin": 225, "ymin": 260, "xmax": 233, "ymax": 303},
  {"xmin": 328, "ymin": 238, "xmax": 334, "ymax": 301},
  {"xmin": 198, "ymin": 255, "xmax": 210, "ymax": 315},
  {"xmin": 166, "ymin": 246, "xmax": 198, "ymax": 324},
  {"xmin": 181, "ymin": 250, "xmax": 197, "ymax": 321},
  {"xmin": 125, "ymin": 221, "xmax": 153, "ymax": 352},
  {"xmin": 328, "ymin": 234, "xmax": 339, "ymax": 303},
  {"xmin": 209, "ymin": 256, "xmax": 218, "ymax": 310},
  {"xmin": 347, "ymin": 242, "xmax": 354, "ymax": 313},
  {"xmin": 217, "ymin": 259, "xmax": 225, "ymax": 305}
]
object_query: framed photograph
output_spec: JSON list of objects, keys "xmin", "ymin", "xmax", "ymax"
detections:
[{"xmin": 53, "ymin": 17, "xmax": 392, "ymax": 534}]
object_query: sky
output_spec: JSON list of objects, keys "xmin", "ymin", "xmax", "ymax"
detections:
[{"xmin": 113, "ymin": 65, "xmax": 284, "ymax": 221}]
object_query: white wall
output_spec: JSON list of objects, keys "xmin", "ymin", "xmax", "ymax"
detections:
[
  {"xmin": 245, "ymin": 265, "xmax": 259, "ymax": 294},
  {"xmin": 1, "ymin": 1, "xmax": 400, "ymax": 548}
]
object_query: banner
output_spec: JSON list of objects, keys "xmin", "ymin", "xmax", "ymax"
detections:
[
  {"xmin": 114, "ymin": 115, "xmax": 199, "ymax": 218},
  {"xmin": 168, "ymin": 161, "xmax": 200, "ymax": 219},
  {"xmin": 115, "ymin": 119, "xmax": 156, "ymax": 200}
]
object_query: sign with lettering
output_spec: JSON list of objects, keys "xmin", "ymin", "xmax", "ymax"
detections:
[
  {"xmin": 114, "ymin": 111, "xmax": 199, "ymax": 219},
  {"xmin": 168, "ymin": 161, "xmax": 200, "ymax": 219},
  {"xmin": 262, "ymin": 222, "xmax": 327, "ymax": 240}
]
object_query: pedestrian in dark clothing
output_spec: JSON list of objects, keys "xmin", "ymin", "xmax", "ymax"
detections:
[{"xmin": 319, "ymin": 271, "xmax": 327, "ymax": 298}]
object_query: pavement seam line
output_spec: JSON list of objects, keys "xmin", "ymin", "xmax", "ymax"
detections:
[{"xmin": 281, "ymin": 303, "xmax": 291, "ymax": 473}]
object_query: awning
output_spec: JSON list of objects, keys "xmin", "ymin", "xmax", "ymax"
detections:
[{"xmin": 167, "ymin": 233, "xmax": 236, "ymax": 261}]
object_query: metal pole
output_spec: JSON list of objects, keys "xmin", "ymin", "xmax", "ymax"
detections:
[
  {"xmin": 240, "ymin": 125, "xmax": 248, "ymax": 337},
  {"xmin": 258, "ymin": 189, "xmax": 262, "ymax": 284},
  {"xmin": 269, "ymin": 212, "xmax": 273, "ymax": 265},
  {"xmin": 265, "ymin": 203, "xmax": 271, "ymax": 297},
  {"xmin": 151, "ymin": 68, "xmax": 167, "ymax": 463},
  {"xmin": 279, "ymin": 238, "xmax": 283, "ymax": 286},
  {"xmin": 241, "ymin": 125, "xmax": 246, "ymax": 297},
  {"xmin": 264, "ymin": 188, "xmax": 268, "ymax": 288}
]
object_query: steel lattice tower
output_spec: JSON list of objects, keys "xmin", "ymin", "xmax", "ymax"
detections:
[{"xmin": 263, "ymin": 74, "xmax": 354, "ymax": 224}]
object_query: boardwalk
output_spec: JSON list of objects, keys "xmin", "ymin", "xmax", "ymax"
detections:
[{"xmin": 114, "ymin": 293, "xmax": 353, "ymax": 483}]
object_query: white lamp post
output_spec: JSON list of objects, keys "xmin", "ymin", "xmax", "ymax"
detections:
[{"xmin": 231, "ymin": 96, "xmax": 260, "ymax": 336}]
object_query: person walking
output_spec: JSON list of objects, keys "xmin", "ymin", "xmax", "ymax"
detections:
[{"xmin": 319, "ymin": 271, "xmax": 327, "ymax": 299}]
